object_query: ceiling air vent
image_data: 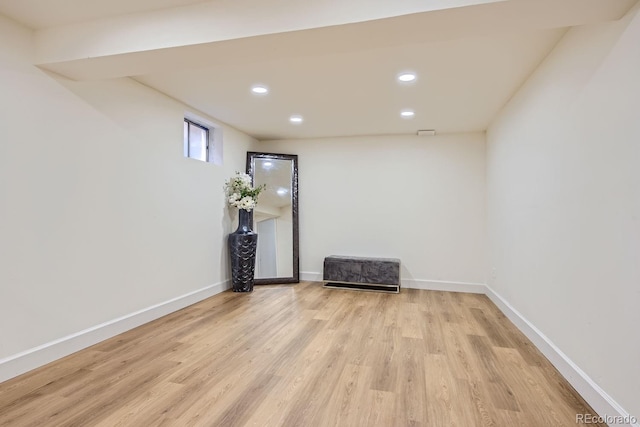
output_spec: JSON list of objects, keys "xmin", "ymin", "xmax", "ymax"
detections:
[{"xmin": 417, "ymin": 129, "xmax": 436, "ymax": 136}]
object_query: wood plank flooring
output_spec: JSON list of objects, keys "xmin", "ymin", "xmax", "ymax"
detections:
[{"xmin": 0, "ymin": 282, "xmax": 604, "ymax": 426}]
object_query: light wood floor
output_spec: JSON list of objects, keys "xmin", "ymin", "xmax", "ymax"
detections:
[{"xmin": 0, "ymin": 282, "xmax": 603, "ymax": 426}]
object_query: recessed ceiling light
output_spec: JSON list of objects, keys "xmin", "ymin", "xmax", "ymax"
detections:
[
  {"xmin": 276, "ymin": 188, "xmax": 288, "ymax": 196},
  {"xmin": 289, "ymin": 115, "xmax": 303, "ymax": 124},
  {"xmin": 398, "ymin": 72, "xmax": 416, "ymax": 83},
  {"xmin": 262, "ymin": 161, "xmax": 273, "ymax": 169},
  {"xmin": 251, "ymin": 85, "xmax": 268, "ymax": 94},
  {"xmin": 401, "ymin": 110, "xmax": 415, "ymax": 119}
]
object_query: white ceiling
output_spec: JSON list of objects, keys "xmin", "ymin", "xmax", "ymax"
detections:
[
  {"xmin": 0, "ymin": 0, "xmax": 210, "ymax": 28},
  {"xmin": 0, "ymin": 0, "xmax": 636, "ymax": 140}
]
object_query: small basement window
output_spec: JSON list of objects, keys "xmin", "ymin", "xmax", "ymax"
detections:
[{"xmin": 184, "ymin": 118, "xmax": 209, "ymax": 162}]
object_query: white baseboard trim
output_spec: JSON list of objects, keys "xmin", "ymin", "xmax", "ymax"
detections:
[
  {"xmin": 402, "ymin": 278, "xmax": 487, "ymax": 294},
  {"xmin": 300, "ymin": 271, "xmax": 323, "ymax": 282},
  {"xmin": 0, "ymin": 280, "xmax": 231, "ymax": 383},
  {"xmin": 485, "ymin": 285, "xmax": 638, "ymax": 427},
  {"xmin": 301, "ymin": 273, "xmax": 486, "ymax": 295}
]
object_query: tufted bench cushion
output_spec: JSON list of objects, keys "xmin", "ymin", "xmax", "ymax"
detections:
[{"xmin": 323, "ymin": 255, "xmax": 400, "ymax": 293}]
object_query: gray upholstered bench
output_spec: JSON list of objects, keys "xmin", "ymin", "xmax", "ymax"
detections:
[{"xmin": 323, "ymin": 255, "xmax": 401, "ymax": 293}]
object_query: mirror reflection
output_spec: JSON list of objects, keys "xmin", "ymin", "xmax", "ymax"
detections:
[{"xmin": 247, "ymin": 152, "xmax": 299, "ymax": 284}]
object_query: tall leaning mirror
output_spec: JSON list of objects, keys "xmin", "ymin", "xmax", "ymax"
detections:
[{"xmin": 246, "ymin": 152, "xmax": 299, "ymax": 284}]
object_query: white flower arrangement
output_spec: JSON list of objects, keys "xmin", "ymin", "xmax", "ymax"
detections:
[{"xmin": 224, "ymin": 172, "xmax": 265, "ymax": 211}]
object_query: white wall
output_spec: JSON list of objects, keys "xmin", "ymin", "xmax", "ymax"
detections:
[
  {"xmin": 486, "ymin": 4, "xmax": 640, "ymax": 419},
  {"xmin": 260, "ymin": 133, "xmax": 486, "ymax": 286},
  {"xmin": 0, "ymin": 15, "xmax": 256, "ymax": 371}
]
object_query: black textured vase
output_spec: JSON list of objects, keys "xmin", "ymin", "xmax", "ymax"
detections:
[{"xmin": 228, "ymin": 209, "xmax": 258, "ymax": 292}]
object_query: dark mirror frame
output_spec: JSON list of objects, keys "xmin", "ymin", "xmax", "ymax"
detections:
[{"xmin": 246, "ymin": 151, "xmax": 299, "ymax": 284}]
